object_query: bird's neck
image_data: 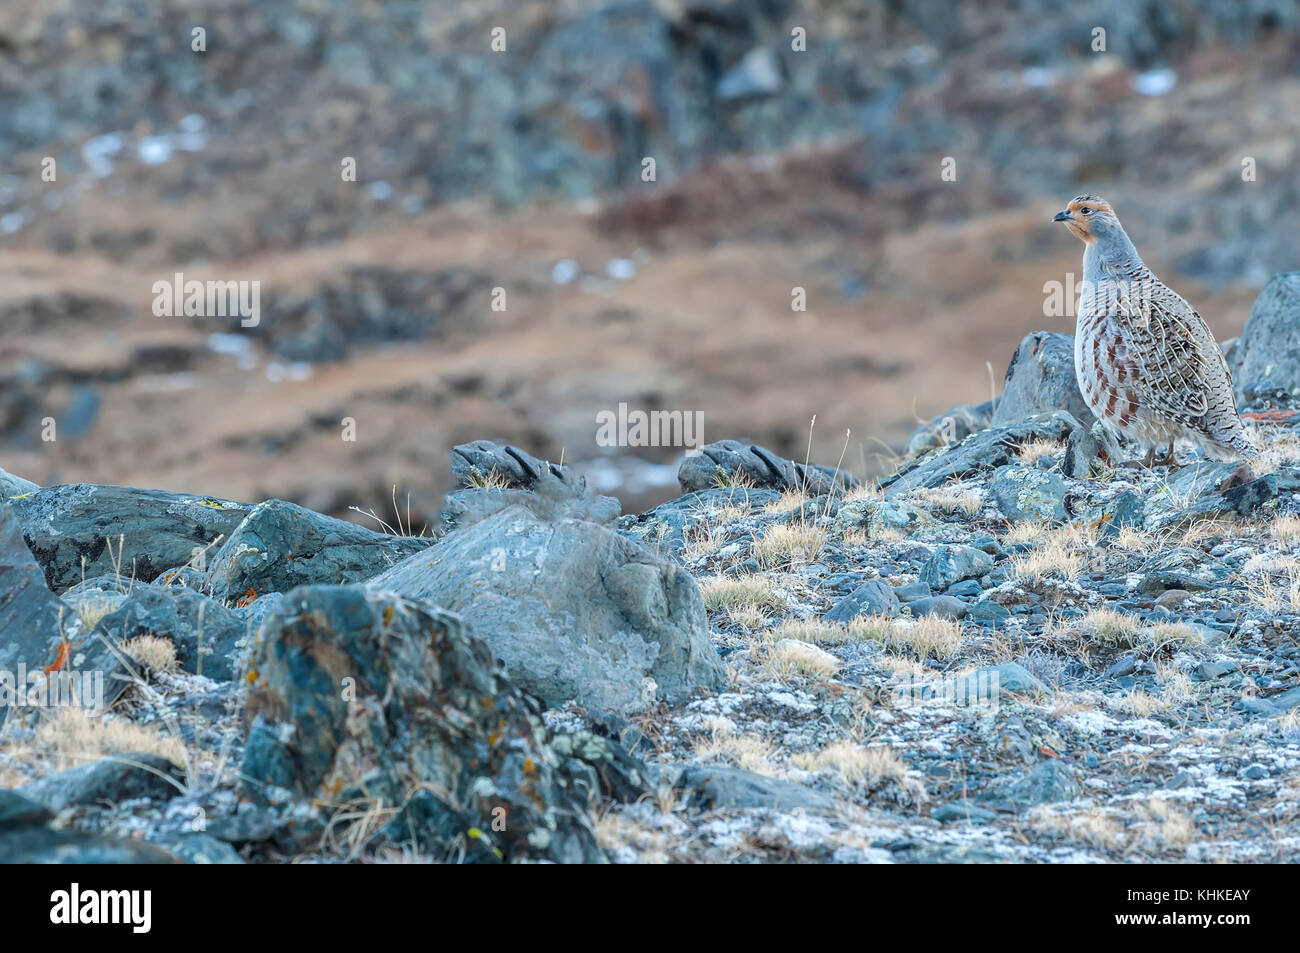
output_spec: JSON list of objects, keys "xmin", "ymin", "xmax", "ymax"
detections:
[{"xmin": 1082, "ymin": 234, "xmax": 1142, "ymax": 283}]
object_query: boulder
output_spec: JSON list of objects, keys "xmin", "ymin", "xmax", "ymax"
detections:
[
  {"xmin": 823, "ymin": 578, "xmax": 899, "ymax": 621},
  {"xmin": 991, "ymin": 332, "xmax": 1095, "ymax": 428},
  {"xmin": 370, "ymin": 503, "xmax": 726, "ymax": 714},
  {"xmin": 677, "ymin": 439, "xmax": 858, "ymax": 495},
  {"xmin": 92, "ymin": 584, "xmax": 251, "ymax": 681},
  {"xmin": 8, "ymin": 483, "xmax": 251, "ymax": 591},
  {"xmin": 203, "ymin": 499, "xmax": 429, "ymax": 604},
  {"xmin": 1232, "ymin": 271, "xmax": 1300, "ymax": 401},
  {"xmin": 240, "ymin": 584, "xmax": 604, "ymax": 863},
  {"xmin": 905, "ymin": 401, "xmax": 994, "ymax": 456},
  {"xmin": 18, "ymin": 754, "xmax": 184, "ymax": 812},
  {"xmin": 0, "ymin": 467, "xmax": 39, "ymax": 499},
  {"xmin": 989, "ymin": 465, "xmax": 1069, "ymax": 524}
]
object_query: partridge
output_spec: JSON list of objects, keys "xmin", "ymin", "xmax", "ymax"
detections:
[{"xmin": 1053, "ymin": 195, "xmax": 1256, "ymax": 464}]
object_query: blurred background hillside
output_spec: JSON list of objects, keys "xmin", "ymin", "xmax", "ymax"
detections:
[{"xmin": 1, "ymin": 0, "xmax": 1298, "ymax": 521}]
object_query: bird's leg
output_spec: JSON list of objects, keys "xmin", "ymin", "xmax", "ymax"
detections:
[
  {"xmin": 1158, "ymin": 445, "xmax": 1178, "ymax": 468},
  {"xmin": 1142, "ymin": 447, "xmax": 1158, "ymax": 469}
]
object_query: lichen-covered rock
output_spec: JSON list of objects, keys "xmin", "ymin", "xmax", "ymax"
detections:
[
  {"xmin": 833, "ymin": 498, "xmax": 942, "ymax": 538},
  {"xmin": 920, "ymin": 545, "xmax": 994, "ymax": 591},
  {"xmin": 823, "ymin": 578, "xmax": 899, "ymax": 621},
  {"xmin": 8, "ymin": 483, "xmax": 251, "ymax": 591},
  {"xmin": 0, "ymin": 467, "xmax": 38, "ymax": 499},
  {"xmin": 905, "ymin": 401, "xmax": 994, "ymax": 457},
  {"xmin": 240, "ymin": 584, "xmax": 605, "ymax": 863},
  {"xmin": 620, "ymin": 486, "xmax": 779, "ymax": 551},
  {"xmin": 370, "ymin": 503, "xmax": 726, "ymax": 714},
  {"xmin": 204, "ymin": 498, "xmax": 429, "ymax": 604},
  {"xmin": 989, "ymin": 465, "xmax": 1069, "ymax": 524}
]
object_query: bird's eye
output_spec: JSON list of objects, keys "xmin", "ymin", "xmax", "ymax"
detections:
[{"xmin": 1080, "ymin": 207, "xmax": 1092, "ymax": 215}]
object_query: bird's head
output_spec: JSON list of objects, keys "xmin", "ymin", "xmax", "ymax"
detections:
[{"xmin": 1052, "ymin": 195, "xmax": 1122, "ymax": 246}]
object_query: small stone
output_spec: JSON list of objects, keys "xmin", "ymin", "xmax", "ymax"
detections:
[{"xmin": 823, "ymin": 578, "xmax": 899, "ymax": 621}]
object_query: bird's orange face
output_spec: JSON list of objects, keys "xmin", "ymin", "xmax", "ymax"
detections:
[{"xmin": 1053, "ymin": 195, "xmax": 1115, "ymax": 244}]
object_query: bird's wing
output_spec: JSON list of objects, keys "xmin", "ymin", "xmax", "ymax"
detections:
[{"xmin": 1113, "ymin": 276, "xmax": 1222, "ymax": 423}]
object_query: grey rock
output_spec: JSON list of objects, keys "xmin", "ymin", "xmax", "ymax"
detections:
[
  {"xmin": 450, "ymin": 439, "xmax": 567, "ymax": 488},
  {"xmin": 893, "ymin": 581, "xmax": 932, "ymax": 602},
  {"xmin": 673, "ymin": 765, "xmax": 838, "ymax": 815},
  {"xmin": 991, "ymin": 332, "xmax": 1095, "ymax": 428},
  {"xmin": 717, "ymin": 47, "xmax": 784, "ymax": 101},
  {"xmin": 1144, "ymin": 460, "xmax": 1254, "ymax": 514},
  {"xmin": 823, "ymin": 578, "xmax": 899, "ymax": 621},
  {"xmin": 990, "ymin": 465, "xmax": 1069, "ymax": 524},
  {"xmin": 620, "ymin": 487, "xmax": 779, "ymax": 552},
  {"xmin": 371, "ymin": 502, "xmax": 725, "ymax": 714},
  {"xmin": 8, "ymin": 483, "xmax": 251, "ymax": 591},
  {"xmin": 969, "ymin": 662, "xmax": 1052, "ymax": 699},
  {"xmin": 1236, "ymin": 685, "xmax": 1300, "ymax": 717},
  {"xmin": 678, "ymin": 439, "xmax": 858, "ymax": 495},
  {"xmin": 0, "ymin": 504, "xmax": 65, "ymax": 686},
  {"xmin": 19, "ymin": 754, "xmax": 184, "ymax": 812},
  {"xmin": 147, "ymin": 832, "xmax": 244, "ymax": 864},
  {"xmin": 1152, "ymin": 468, "xmax": 1300, "ymax": 528},
  {"xmin": 997, "ymin": 760, "xmax": 1081, "ymax": 810},
  {"xmin": 549, "ymin": 729, "xmax": 653, "ymax": 803},
  {"xmin": 1095, "ymin": 491, "xmax": 1145, "ymax": 543},
  {"xmin": 909, "ymin": 595, "xmax": 968, "ymax": 620},
  {"xmin": 833, "ymin": 498, "xmax": 942, "ymax": 538},
  {"xmin": 905, "ymin": 401, "xmax": 994, "ymax": 457},
  {"xmin": 932, "ymin": 800, "xmax": 999, "ymax": 825},
  {"xmin": 0, "ymin": 825, "xmax": 180, "ymax": 863},
  {"xmin": 1065, "ymin": 422, "xmax": 1120, "ymax": 477},
  {"xmin": 1232, "ymin": 271, "xmax": 1300, "ymax": 401},
  {"xmin": 92, "ymin": 585, "xmax": 251, "ymax": 681},
  {"xmin": 241, "ymin": 584, "xmax": 604, "ymax": 863},
  {"xmin": 204, "ymin": 499, "xmax": 429, "ymax": 604},
  {"xmin": 884, "ymin": 412, "xmax": 1081, "ymax": 496},
  {"xmin": 920, "ymin": 545, "xmax": 994, "ymax": 590},
  {"xmin": 0, "ymin": 790, "xmax": 51, "ymax": 828}
]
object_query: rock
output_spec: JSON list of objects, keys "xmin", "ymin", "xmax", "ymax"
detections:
[
  {"xmin": 0, "ymin": 504, "xmax": 65, "ymax": 685},
  {"xmin": 883, "ymin": 412, "xmax": 1081, "ymax": 496},
  {"xmin": 919, "ymin": 545, "xmax": 994, "ymax": 591},
  {"xmin": 824, "ymin": 578, "xmax": 899, "ymax": 621},
  {"xmin": 996, "ymin": 760, "xmax": 1081, "ymax": 811},
  {"xmin": 18, "ymin": 754, "xmax": 184, "ymax": 812},
  {"xmin": 989, "ymin": 466, "xmax": 1068, "ymax": 524},
  {"xmin": 620, "ymin": 486, "xmax": 779, "ymax": 551},
  {"xmin": 1094, "ymin": 491, "xmax": 1145, "ymax": 543},
  {"xmin": 370, "ymin": 502, "xmax": 726, "ymax": 714},
  {"xmin": 8, "ymin": 483, "xmax": 251, "ymax": 591},
  {"xmin": 904, "ymin": 401, "xmax": 994, "ymax": 457},
  {"xmin": 204, "ymin": 499, "xmax": 429, "ymax": 604},
  {"xmin": 673, "ymin": 765, "xmax": 839, "ymax": 815},
  {"xmin": 833, "ymin": 498, "xmax": 942, "ymax": 537},
  {"xmin": 1236, "ymin": 685, "xmax": 1300, "ymax": 717},
  {"xmin": 892, "ymin": 581, "xmax": 931, "ymax": 602},
  {"xmin": 716, "ymin": 47, "xmax": 783, "ymax": 101},
  {"xmin": 450, "ymin": 439, "xmax": 567, "ymax": 488},
  {"xmin": 1145, "ymin": 460, "xmax": 1255, "ymax": 514},
  {"xmin": 1065, "ymin": 422, "xmax": 1120, "ymax": 477},
  {"xmin": 241, "ymin": 584, "xmax": 605, "ymax": 863},
  {"xmin": 1151, "ymin": 468, "xmax": 1300, "ymax": 527},
  {"xmin": 92, "ymin": 585, "xmax": 251, "ymax": 681},
  {"xmin": 0, "ymin": 825, "xmax": 181, "ymax": 863},
  {"xmin": 0, "ymin": 790, "xmax": 51, "ymax": 828},
  {"xmin": 772, "ymin": 638, "xmax": 840, "ymax": 673},
  {"xmin": 932, "ymin": 800, "xmax": 999, "ymax": 825},
  {"xmin": 677, "ymin": 439, "xmax": 858, "ymax": 495},
  {"xmin": 964, "ymin": 662, "xmax": 1052, "ymax": 699},
  {"xmin": 0, "ymin": 467, "xmax": 38, "ymax": 499},
  {"xmin": 991, "ymin": 332, "xmax": 1095, "ymax": 428},
  {"xmin": 1232, "ymin": 271, "xmax": 1300, "ymax": 401},
  {"xmin": 909, "ymin": 595, "xmax": 968, "ymax": 620},
  {"xmin": 549, "ymin": 729, "xmax": 653, "ymax": 803},
  {"xmin": 147, "ymin": 832, "xmax": 244, "ymax": 864},
  {"xmin": 967, "ymin": 601, "xmax": 1011, "ymax": 626}
]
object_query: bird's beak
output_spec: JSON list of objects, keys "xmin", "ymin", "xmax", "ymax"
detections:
[{"xmin": 1053, "ymin": 209, "xmax": 1073, "ymax": 223}]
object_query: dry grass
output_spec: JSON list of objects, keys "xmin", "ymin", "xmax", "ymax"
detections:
[
  {"xmin": 34, "ymin": 708, "xmax": 186, "ymax": 771},
  {"xmin": 763, "ymin": 638, "xmax": 840, "ymax": 679},
  {"xmin": 692, "ymin": 721, "xmax": 779, "ymax": 776},
  {"xmin": 699, "ymin": 574, "xmax": 783, "ymax": 613},
  {"xmin": 1028, "ymin": 805, "xmax": 1122, "ymax": 850},
  {"xmin": 752, "ymin": 522, "xmax": 827, "ymax": 569},
  {"xmin": 793, "ymin": 742, "xmax": 920, "ymax": 799},
  {"xmin": 1011, "ymin": 532, "xmax": 1085, "ymax": 581},
  {"xmin": 122, "ymin": 635, "xmax": 179, "ymax": 674},
  {"xmin": 768, "ymin": 614, "xmax": 962, "ymax": 660},
  {"xmin": 1270, "ymin": 515, "xmax": 1300, "ymax": 547},
  {"xmin": 909, "ymin": 485, "xmax": 982, "ymax": 517},
  {"xmin": 1138, "ymin": 798, "xmax": 1197, "ymax": 849},
  {"xmin": 1016, "ymin": 439, "xmax": 1065, "ymax": 466},
  {"xmin": 1061, "ymin": 608, "xmax": 1205, "ymax": 652},
  {"xmin": 1250, "ymin": 425, "xmax": 1300, "ymax": 476}
]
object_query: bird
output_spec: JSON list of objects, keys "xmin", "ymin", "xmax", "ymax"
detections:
[{"xmin": 1053, "ymin": 194, "xmax": 1257, "ymax": 465}]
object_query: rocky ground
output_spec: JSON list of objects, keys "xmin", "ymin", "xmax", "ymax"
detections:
[{"xmin": 2, "ymin": 273, "xmax": 1299, "ymax": 864}]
